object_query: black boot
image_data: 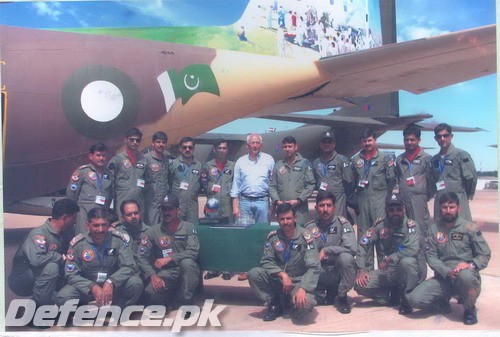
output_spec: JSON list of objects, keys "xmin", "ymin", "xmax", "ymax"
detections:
[
  {"xmin": 398, "ymin": 294, "xmax": 413, "ymax": 315},
  {"xmin": 337, "ymin": 296, "xmax": 351, "ymax": 314},
  {"xmin": 388, "ymin": 286, "xmax": 403, "ymax": 307},
  {"xmin": 263, "ymin": 298, "xmax": 283, "ymax": 322},
  {"xmin": 463, "ymin": 306, "xmax": 478, "ymax": 325}
]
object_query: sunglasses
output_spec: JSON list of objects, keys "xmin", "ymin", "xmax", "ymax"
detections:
[
  {"xmin": 182, "ymin": 145, "xmax": 194, "ymax": 150},
  {"xmin": 128, "ymin": 137, "xmax": 141, "ymax": 143},
  {"xmin": 434, "ymin": 134, "xmax": 451, "ymax": 139}
]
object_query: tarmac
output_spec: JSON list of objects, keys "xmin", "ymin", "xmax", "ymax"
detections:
[{"xmin": 2, "ymin": 189, "xmax": 499, "ymax": 333}]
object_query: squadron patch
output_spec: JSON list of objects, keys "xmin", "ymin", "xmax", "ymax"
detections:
[
  {"xmin": 88, "ymin": 171, "xmax": 97, "ymax": 180},
  {"xmin": 278, "ymin": 166, "xmax": 287, "ymax": 175},
  {"xmin": 355, "ymin": 159, "xmax": 364, "ymax": 168},
  {"xmin": 141, "ymin": 236, "xmax": 149, "ymax": 246},
  {"xmin": 380, "ymin": 228, "xmax": 389, "ymax": 239},
  {"xmin": 139, "ymin": 246, "xmax": 147, "ymax": 255},
  {"xmin": 66, "ymin": 264, "xmax": 75, "ymax": 272},
  {"xmin": 34, "ymin": 235, "xmax": 46, "ymax": 245},
  {"xmin": 274, "ymin": 240, "xmax": 285, "ymax": 252},
  {"xmin": 159, "ymin": 235, "xmax": 171, "ymax": 248},
  {"xmin": 150, "ymin": 162, "xmax": 160, "ymax": 172},
  {"xmin": 70, "ymin": 184, "xmax": 78, "ymax": 191},
  {"xmin": 48, "ymin": 244, "xmax": 58, "ymax": 251},
  {"xmin": 360, "ymin": 237, "xmax": 369, "ymax": 245},
  {"xmin": 66, "ymin": 250, "xmax": 75, "ymax": 261},
  {"xmin": 435, "ymin": 232, "xmax": 447, "ymax": 244},
  {"xmin": 210, "ymin": 167, "xmax": 219, "ymax": 176},
  {"xmin": 302, "ymin": 231, "xmax": 314, "ymax": 244},
  {"xmin": 311, "ymin": 226, "xmax": 321, "ymax": 238},
  {"xmin": 82, "ymin": 249, "xmax": 95, "ymax": 262},
  {"xmin": 365, "ymin": 228, "xmax": 375, "ymax": 238},
  {"xmin": 123, "ymin": 159, "xmax": 132, "ymax": 169},
  {"xmin": 71, "ymin": 172, "xmax": 80, "ymax": 182}
]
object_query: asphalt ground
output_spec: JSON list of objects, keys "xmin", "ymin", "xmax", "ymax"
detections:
[{"xmin": 2, "ymin": 189, "xmax": 499, "ymax": 333}]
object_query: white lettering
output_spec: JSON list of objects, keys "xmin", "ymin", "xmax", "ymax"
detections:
[
  {"xmin": 140, "ymin": 305, "xmax": 166, "ymax": 327},
  {"xmin": 5, "ymin": 299, "xmax": 36, "ymax": 326},
  {"xmin": 171, "ymin": 305, "xmax": 200, "ymax": 332},
  {"xmin": 197, "ymin": 299, "xmax": 226, "ymax": 327}
]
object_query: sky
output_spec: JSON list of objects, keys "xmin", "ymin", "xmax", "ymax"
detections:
[{"xmin": 0, "ymin": 0, "xmax": 497, "ymax": 171}]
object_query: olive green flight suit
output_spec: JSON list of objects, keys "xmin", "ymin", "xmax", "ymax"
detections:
[
  {"xmin": 430, "ymin": 145, "xmax": 477, "ymax": 222},
  {"xmin": 169, "ymin": 156, "xmax": 202, "ymax": 224},
  {"xmin": 66, "ymin": 164, "xmax": 114, "ymax": 234},
  {"xmin": 407, "ymin": 217, "xmax": 490, "ymax": 312},
  {"xmin": 313, "ymin": 151, "xmax": 355, "ymax": 217},
  {"xmin": 269, "ymin": 153, "xmax": 316, "ymax": 225},
  {"xmin": 108, "ymin": 151, "xmax": 147, "ymax": 218},
  {"xmin": 248, "ymin": 226, "xmax": 320, "ymax": 316},
  {"xmin": 201, "ymin": 159, "xmax": 235, "ymax": 220},
  {"xmin": 303, "ymin": 216, "xmax": 357, "ymax": 298},
  {"xmin": 138, "ymin": 221, "xmax": 200, "ymax": 305},
  {"xmin": 9, "ymin": 220, "xmax": 70, "ymax": 305},
  {"xmin": 351, "ymin": 150, "xmax": 396, "ymax": 270},
  {"xmin": 355, "ymin": 216, "xmax": 422, "ymax": 304},
  {"xmin": 55, "ymin": 230, "xmax": 143, "ymax": 308},
  {"xmin": 144, "ymin": 151, "xmax": 172, "ymax": 226}
]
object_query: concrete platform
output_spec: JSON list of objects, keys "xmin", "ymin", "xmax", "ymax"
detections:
[{"xmin": 2, "ymin": 190, "xmax": 499, "ymax": 333}]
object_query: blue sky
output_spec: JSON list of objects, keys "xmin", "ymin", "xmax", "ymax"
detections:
[{"xmin": 0, "ymin": 0, "xmax": 496, "ymax": 171}]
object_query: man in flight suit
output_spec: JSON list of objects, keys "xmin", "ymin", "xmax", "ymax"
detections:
[
  {"xmin": 108, "ymin": 127, "xmax": 147, "ymax": 218},
  {"xmin": 55, "ymin": 207, "xmax": 143, "ymax": 308},
  {"xmin": 138, "ymin": 194, "xmax": 200, "ymax": 306},
  {"xmin": 430, "ymin": 123, "xmax": 477, "ymax": 222},
  {"xmin": 304, "ymin": 191, "xmax": 357, "ymax": 314},
  {"xmin": 144, "ymin": 131, "xmax": 172, "ymax": 226},
  {"xmin": 406, "ymin": 192, "xmax": 491, "ymax": 325},
  {"xmin": 112, "ymin": 200, "xmax": 149, "ymax": 259},
  {"xmin": 248, "ymin": 203, "xmax": 320, "ymax": 322},
  {"xmin": 351, "ymin": 128, "xmax": 396, "ymax": 270},
  {"xmin": 313, "ymin": 131, "xmax": 355, "ymax": 218},
  {"xmin": 269, "ymin": 136, "xmax": 316, "ymax": 225},
  {"xmin": 67, "ymin": 143, "xmax": 113, "ymax": 235},
  {"xmin": 169, "ymin": 136, "xmax": 203, "ymax": 224},
  {"xmin": 355, "ymin": 193, "xmax": 422, "ymax": 315},
  {"xmin": 9, "ymin": 199, "xmax": 80, "ymax": 307}
]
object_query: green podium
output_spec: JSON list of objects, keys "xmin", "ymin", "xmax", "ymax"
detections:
[{"xmin": 196, "ymin": 223, "xmax": 275, "ymax": 272}]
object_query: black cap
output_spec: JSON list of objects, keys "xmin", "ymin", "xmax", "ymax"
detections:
[
  {"xmin": 320, "ymin": 131, "xmax": 335, "ymax": 141},
  {"xmin": 161, "ymin": 193, "xmax": 179, "ymax": 209},
  {"xmin": 386, "ymin": 193, "xmax": 404, "ymax": 206}
]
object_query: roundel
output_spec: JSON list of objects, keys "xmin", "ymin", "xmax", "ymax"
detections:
[{"xmin": 62, "ymin": 65, "xmax": 140, "ymax": 140}]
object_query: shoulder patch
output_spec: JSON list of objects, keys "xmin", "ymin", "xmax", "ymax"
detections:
[
  {"xmin": 69, "ymin": 233, "xmax": 85, "ymax": 247},
  {"xmin": 407, "ymin": 219, "xmax": 416, "ymax": 228},
  {"xmin": 338, "ymin": 216, "xmax": 349, "ymax": 225},
  {"xmin": 111, "ymin": 230, "xmax": 131, "ymax": 244},
  {"xmin": 374, "ymin": 218, "xmax": 384, "ymax": 226},
  {"xmin": 267, "ymin": 230, "xmax": 278, "ymax": 240},
  {"xmin": 302, "ymin": 230, "xmax": 315, "ymax": 244},
  {"xmin": 77, "ymin": 164, "xmax": 90, "ymax": 170}
]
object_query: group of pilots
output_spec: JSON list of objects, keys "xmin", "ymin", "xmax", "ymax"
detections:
[{"xmin": 9, "ymin": 123, "xmax": 490, "ymax": 327}]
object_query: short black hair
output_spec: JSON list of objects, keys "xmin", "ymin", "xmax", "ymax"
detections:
[
  {"xmin": 179, "ymin": 136, "xmax": 195, "ymax": 146},
  {"xmin": 52, "ymin": 199, "xmax": 80, "ymax": 219},
  {"xmin": 438, "ymin": 192, "xmax": 460, "ymax": 206},
  {"xmin": 282, "ymin": 136, "xmax": 297, "ymax": 144},
  {"xmin": 434, "ymin": 123, "xmax": 452, "ymax": 135},
  {"xmin": 89, "ymin": 143, "xmax": 108, "ymax": 154},
  {"xmin": 152, "ymin": 131, "xmax": 168, "ymax": 142},
  {"xmin": 315, "ymin": 191, "xmax": 336, "ymax": 205},
  {"xmin": 120, "ymin": 199, "xmax": 140, "ymax": 215},
  {"xmin": 276, "ymin": 203, "xmax": 296, "ymax": 216},
  {"xmin": 360, "ymin": 128, "xmax": 377, "ymax": 140},
  {"xmin": 87, "ymin": 207, "xmax": 110, "ymax": 223},
  {"xmin": 125, "ymin": 127, "xmax": 142, "ymax": 138},
  {"xmin": 403, "ymin": 125, "xmax": 421, "ymax": 139},
  {"xmin": 213, "ymin": 139, "xmax": 228, "ymax": 148}
]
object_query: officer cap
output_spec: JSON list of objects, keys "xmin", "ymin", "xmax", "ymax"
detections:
[
  {"xmin": 320, "ymin": 131, "xmax": 335, "ymax": 141},
  {"xmin": 386, "ymin": 193, "xmax": 403, "ymax": 206},
  {"xmin": 161, "ymin": 193, "xmax": 179, "ymax": 209}
]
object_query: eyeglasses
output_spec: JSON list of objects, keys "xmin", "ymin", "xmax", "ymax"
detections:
[
  {"xmin": 434, "ymin": 134, "xmax": 451, "ymax": 139},
  {"xmin": 182, "ymin": 145, "xmax": 194, "ymax": 150},
  {"xmin": 128, "ymin": 137, "xmax": 141, "ymax": 143}
]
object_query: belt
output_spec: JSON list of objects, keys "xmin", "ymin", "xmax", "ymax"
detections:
[{"xmin": 240, "ymin": 194, "xmax": 268, "ymax": 199}]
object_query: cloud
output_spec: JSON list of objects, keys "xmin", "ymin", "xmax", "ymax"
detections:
[
  {"xmin": 398, "ymin": 24, "xmax": 449, "ymax": 42},
  {"xmin": 32, "ymin": 2, "xmax": 62, "ymax": 21},
  {"xmin": 117, "ymin": 0, "xmax": 180, "ymax": 26}
]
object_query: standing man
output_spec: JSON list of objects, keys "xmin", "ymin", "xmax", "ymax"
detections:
[
  {"xmin": 201, "ymin": 139, "xmax": 235, "ymax": 221},
  {"xmin": 269, "ymin": 136, "xmax": 316, "ymax": 225},
  {"xmin": 231, "ymin": 133, "xmax": 275, "ymax": 224},
  {"xmin": 248, "ymin": 203, "xmax": 320, "ymax": 322},
  {"xmin": 313, "ymin": 131, "xmax": 355, "ymax": 218},
  {"xmin": 430, "ymin": 123, "xmax": 477, "ymax": 222},
  {"xmin": 304, "ymin": 191, "xmax": 357, "ymax": 314},
  {"xmin": 144, "ymin": 131, "xmax": 172, "ymax": 226},
  {"xmin": 231, "ymin": 133, "xmax": 275, "ymax": 281},
  {"xmin": 9, "ymin": 199, "xmax": 80, "ymax": 307},
  {"xmin": 138, "ymin": 194, "xmax": 200, "ymax": 306},
  {"xmin": 351, "ymin": 128, "xmax": 396, "ymax": 270},
  {"xmin": 169, "ymin": 136, "xmax": 203, "ymax": 224},
  {"xmin": 407, "ymin": 192, "xmax": 491, "ymax": 325},
  {"xmin": 55, "ymin": 207, "xmax": 143, "ymax": 308},
  {"xmin": 355, "ymin": 193, "xmax": 423, "ymax": 315},
  {"xmin": 67, "ymin": 143, "xmax": 113, "ymax": 235},
  {"xmin": 108, "ymin": 127, "xmax": 147, "ymax": 218}
]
